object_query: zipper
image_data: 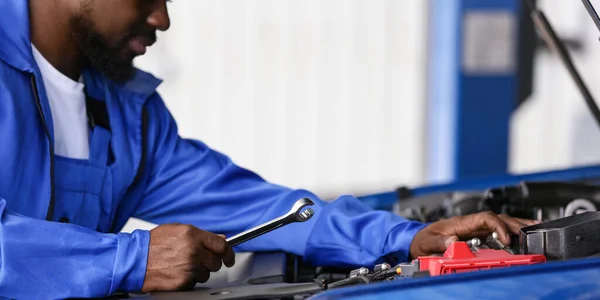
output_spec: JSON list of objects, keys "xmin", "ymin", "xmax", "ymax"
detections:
[{"xmin": 30, "ymin": 75, "xmax": 56, "ymax": 221}]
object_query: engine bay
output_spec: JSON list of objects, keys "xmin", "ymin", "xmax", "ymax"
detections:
[
  {"xmin": 139, "ymin": 181, "xmax": 600, "ymax": 300},
  {"xmin": 309, "ymin": 180, "xmax": 600, "ymax": 292}
]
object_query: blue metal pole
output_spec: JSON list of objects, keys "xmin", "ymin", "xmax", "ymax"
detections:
[{"xmin": 427, "ymin": 0, "xmax": 521, "ymax": 183}]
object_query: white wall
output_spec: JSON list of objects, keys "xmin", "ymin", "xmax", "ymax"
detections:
[
  {"xmin": 510, "ymin": 0, "xmax": 600, "ymax": 174},
  {"xmin": 135, "ymin": 0, "xmax": 428, "ymax": 199},
  {"xmin": 125, "ymin": 0, "xmax": 428, "ymax": 231},
  {"xmin": 122, "ymin": 0, "xmax": 600, "ymax": 234}
]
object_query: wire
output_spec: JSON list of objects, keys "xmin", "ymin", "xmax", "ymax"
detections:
[
  {"xmin": 323, "ymin": 267, "xmax": 400, "ymax": 290},
  {"xmin": 524, "ymin": 0, "xmax": 536, "ymax": 11},
  {"xmin": 327, "ymin": 276, "xmax": 370, "ymax": 289},
  {"xmin": 367, "ymin": 269, "xmax": 399, "ymax": 281},
  {"xmin": 582, "ymin": 0, "xmax": 600, "ymax": 33},
  {"xmin": 527, "ymin": 1, "xmax": 600, "ymax": 132}
]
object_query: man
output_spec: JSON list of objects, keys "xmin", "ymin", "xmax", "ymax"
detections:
[{"xmin": 0, "ymin": 0, "xmax": 537, "ymax": 299}]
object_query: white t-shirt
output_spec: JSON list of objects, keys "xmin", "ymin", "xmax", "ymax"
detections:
[{"xmin": 31, "ymin": 44, "xmax": 90, "ymax": 160}]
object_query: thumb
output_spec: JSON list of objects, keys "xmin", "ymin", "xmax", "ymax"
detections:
[
  {"xmin": 442, "ymin": 236, "xmax": 460, "ymax": 251},
  {"xmin": 422, "ymin": 234, "xmax": 459, "ymax": 256},
  {"xmin": 218, "ymin": 234, "xmax": 226, "ymax": 239}
]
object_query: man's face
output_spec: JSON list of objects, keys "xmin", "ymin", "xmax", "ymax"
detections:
[{"xmin": 70, "ymin": 0, "xmax": 171, "ymax": 82}]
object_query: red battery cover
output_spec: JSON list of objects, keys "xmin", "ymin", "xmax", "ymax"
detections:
[{"xmin": 417, "ymin": 241, "xmax": 546, "ymax": 276}]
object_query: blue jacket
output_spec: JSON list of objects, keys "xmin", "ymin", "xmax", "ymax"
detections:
[{"xmin": 0, "ymin": 0, "xmax": 427, "ymax": 299}]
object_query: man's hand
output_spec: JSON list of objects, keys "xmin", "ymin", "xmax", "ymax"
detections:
[
  {"xmin": 141, "ymin": 224, "xmax": 235, "ymax": 292},
  {"xmin": 409, "ymin": 211, "xmax": 539, "ymax": 258}
]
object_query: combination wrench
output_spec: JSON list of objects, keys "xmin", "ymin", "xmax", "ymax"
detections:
[{"xmin": 226, "ymin": 198, "xmax": 316, "ymax": 247}]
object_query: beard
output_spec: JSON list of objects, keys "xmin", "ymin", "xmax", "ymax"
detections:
[
  {"xmin": 69, "ymin": 1, "xmax": 157, "ymax": 84},
  {"xmin": 69, "ymin": 16, "xmax": 135, "ymax": 83}
]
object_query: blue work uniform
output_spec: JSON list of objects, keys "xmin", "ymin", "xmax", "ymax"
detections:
[{"xmin": 0, "ymin": 0, "xmax": 427, "ymax": 299}]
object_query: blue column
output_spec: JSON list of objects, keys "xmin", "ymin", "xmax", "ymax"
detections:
[{"xmin": 426, "ymin": 0, "xmax": 522, "ymax": 183}]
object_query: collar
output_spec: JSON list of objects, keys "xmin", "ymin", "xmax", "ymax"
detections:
[{"xmin": 0, "ymin": 0, "xmax": 163, "ymax": 99}]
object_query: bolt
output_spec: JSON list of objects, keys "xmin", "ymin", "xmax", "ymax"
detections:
[
  {"xmin": 492, "ymin": 232, "xmax": 499, "ymax": 240},
  {"xmin": 349, "ymin": 267, "xmax": 369, "ymax": 278},
  {"xmin": 375, "ymin": 263, "xmax": 391, "ymax": 272},
  {"xmin": 467, "ymin": 237, "xmax": 481, "ymax": 247}
]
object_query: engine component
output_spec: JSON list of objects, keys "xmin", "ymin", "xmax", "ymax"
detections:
[
  {"xmin": 374, "ymin": 263, "xmax": 391, "ymax": 272},
  {"xmin": 394, "ymin": 191, "xmax": 486, "ymax": 223},
  {"xmin": 396, "ymin": 241, "xmax": 546, "ymax": 277},
  {"xmin": 466, "ymin": 237, "xmax": 481, "ymax": 250},
  {"xmin": 564, "ymin": 199, "xmax": 597, "ymax": 217},
  {"xmin": 320, "ymin": 266, "xmax": 401, "ymax": 289},
  {"xmin": 482, "ymin": 181, "xmax": 600, "ymax": 218},
  {"xmin": 395, "ymin": 181, "xmax": 600, "ymax": 225},
  {"xmin": 520, "ymin": 211, "xmax": 600, "ymax": 260},
  {"xmin": 484, "ymin": 232, "xmax": 515, "ymax": 254},
  {"xmin": 349, "ymin": 267, "xmax": 369, "ymax": 278}
]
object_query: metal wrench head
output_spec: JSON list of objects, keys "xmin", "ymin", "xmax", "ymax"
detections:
[
  {"xmin": 226, "ymin": 198, "xmax": 316, "ymax": 247},
  {"xmin": 288, "ymin": 198, "xmax": 315, "ymax": 222}
]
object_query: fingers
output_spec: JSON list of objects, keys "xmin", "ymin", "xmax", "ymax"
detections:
[
  {"xmin": 481, "ymin": 212, "xmax": 512, "ymax": 245},
  {"xmin": 497, "ymin": 214, "xmax": 526, "ymax": 235},
  {"xmin": 441, "ymin": 235, "xmax": 459, "ymax": 252},
  {"xmin": 498, "ymin": 215, "xmax": 540, "ymax": 235},
  {"xmin": 429, "ymin": 232, "xmax": 455, "ymax": 254},
  {"xmin": 462, "ymin": 213, "xmax": 539, "ymax": 245},
  {"xmin": 194, "ymin": 269, "xmax": 210, "ymax": 284},
  {"xmin": 196, "ymin": 250, "xmax": 222, "ymax": 272},
  {"xmin": 453, "ymin": 211, "xmax": 511, "ymax": 245},
  {"xmin": 222, "ymin": 247, "xmax": 235, "ymax": 268},
  {"xmin": 216, "ymin": 233, "xmax": 236, "ymax": 266},
  {"xmin": 199, "ymin": 232, "xmax": 236, "ymax": 268},
  {"xmin": 412, "ymin": 212, "xmax": 542, "ymax": 258},
  {"xmin": 216, "ymin": 234, "xmax": 235, "ymax": 268},
  {"xmin": 514, "ymin": 217, "xmax": 541, "ymax": 226},
  {"xmin": 422, "ymin": 231, "xmax": 459, "ymax": 255}
]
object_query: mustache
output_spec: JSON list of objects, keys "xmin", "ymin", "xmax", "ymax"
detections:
[{"xmin": 116, "ymin": 24, "xmax": 157, "ymax": 49}]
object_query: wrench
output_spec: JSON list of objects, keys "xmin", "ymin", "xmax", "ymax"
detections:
[{"xmin": 226, "ymin": 198, "xmax": 316, "ymax": 247}]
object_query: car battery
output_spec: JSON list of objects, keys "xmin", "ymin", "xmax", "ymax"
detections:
[{"xmin": 397, "ymin": 241, "xmax": 546, "ymax": 277}]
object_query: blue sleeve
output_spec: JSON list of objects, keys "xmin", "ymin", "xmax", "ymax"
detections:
[
  {"xmin": 0, "ymin": 198, "xmax": 149, "ymax": 299},
  {"xmin": 134, "ymin": 95, "xmax": 427, "ymax": 268}
]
